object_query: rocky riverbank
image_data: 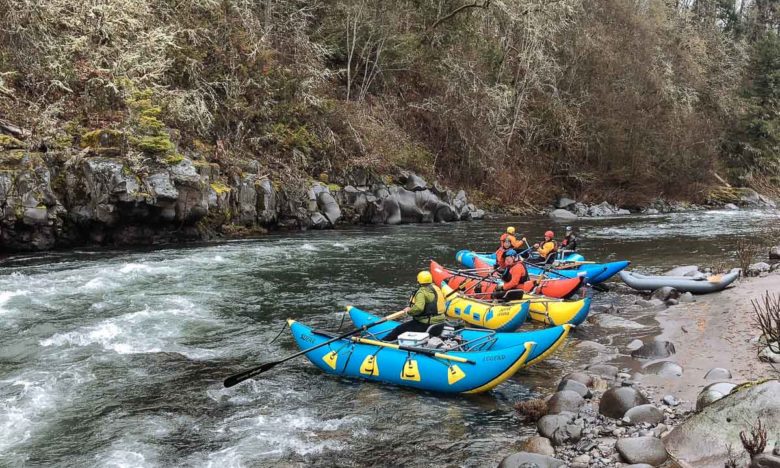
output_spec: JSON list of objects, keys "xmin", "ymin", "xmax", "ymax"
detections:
[
  {"xmin": 0, "ymin": 147, "xmax": 483, "ymax": 251},
  {"xmin": 548, "ymin": 190, "xmax": 778, "ymax": 222},
  {"xmin": 501, "ymin": 269, "xmax": 780, "ymax": 467}
]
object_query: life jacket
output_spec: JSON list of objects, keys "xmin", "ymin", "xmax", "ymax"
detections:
[
  {"xmin": 538, "ymin": 239, "xmax": 558, "ymax": 257},
  {"xmin": 495, "ymin": 247, "xmax": 508, "ymax": 268},
  {"xmin": 410, "ymin": 284, "xmax": 446, "ymax": 318},
  {"xmin": 501, "ymin": 262, "xmax": 529, "ymax": 290},
  {"xmin": 562, "ymin": 234, "xmax": 577, "ymax": 251}
]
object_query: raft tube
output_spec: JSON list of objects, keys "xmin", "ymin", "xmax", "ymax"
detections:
[
  {"xmin": 430, "ymin": 259, "xmax": 584, "ymax": 300},
  {"xmin": 456, "ymin": 250, "xmax": 629, "ymax": 284},
  {"xmin": 618, "ymin": 270, "xmax": 739, "ymax": 294},
  {"xmin": 347, "ymin": 306, "xmax": 572, "ymax": 369}
]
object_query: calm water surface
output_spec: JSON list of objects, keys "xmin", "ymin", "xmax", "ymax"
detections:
[{"xmin": 1, "ymin": 209, "xmax": 778, "ymax": 467}]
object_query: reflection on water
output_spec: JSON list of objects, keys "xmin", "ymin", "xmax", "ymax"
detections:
[{"xmin": 0, "ymin": 209, "xmax": 777, "ymax": 466}]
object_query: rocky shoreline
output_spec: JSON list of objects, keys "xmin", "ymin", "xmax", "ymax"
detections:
[
  {"xmin": 0, "ymin": 148, "xmax": 484, "ymax": 251},
  {"xmin": 548, "ymin": 191, "xmax": 777, "ymax": 222},
  {"xmin": 501, "ymin": 270, "xmax": 780, "ymax": 468}
]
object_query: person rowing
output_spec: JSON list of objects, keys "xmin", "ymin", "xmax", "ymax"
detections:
[
  {"xmin": 501, "ymin": 226, "xmax": 529, "ymax": 253},
  {"xmin": 383, "ymin": 271, "xmax": 446, "ymax": 342},
  {"xmin": 529, "ymin": 230, "xmax": 558, "ymax": 265},
  {"xmin": 494, "ymin": 236, "xmax": 514, "ymax": 269}
]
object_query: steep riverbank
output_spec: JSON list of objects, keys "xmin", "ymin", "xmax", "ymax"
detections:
[{"xmin": 0, "ymin": 149, "xmax": 484, "ymax": 251}]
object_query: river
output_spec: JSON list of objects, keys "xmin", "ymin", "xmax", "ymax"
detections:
[{"xmin": 1, "ymin": 209, "xmax": 778, "ymax": 467}]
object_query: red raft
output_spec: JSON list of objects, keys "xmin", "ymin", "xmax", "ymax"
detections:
[{"xmin": 430, "ymin": 259, "xmax": 584, "ymax": 299}]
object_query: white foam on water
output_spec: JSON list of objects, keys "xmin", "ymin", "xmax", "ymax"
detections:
[
  {"xmin": 197, "ymin": 410, "xmax": 360, "ymax": 466},
  {"xmin": 39, "ymin": 299, "xmax": 220, "ymax": 359},
  {"xmin": 0, "ymin": 290, "xmax": 28, "ymax": 315},
  {"xmin": 0, "ymin": 366, "xmax": 93, "ymax": 455},
  {"xmin": 301, "ymin": 243, "xmax": 320, "ymax": 251}
]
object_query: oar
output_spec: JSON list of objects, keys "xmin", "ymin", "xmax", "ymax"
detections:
[
  {"xmin": 527, "ymin": 260, "xmax": 608, "ymax": 293},
  {"xmin": 223, "ymin": 310, "xmax": 407, "ymax": 388},
  {"xmin": 353, "ymin": 337, "xmax": 475, "ymax": 364}
]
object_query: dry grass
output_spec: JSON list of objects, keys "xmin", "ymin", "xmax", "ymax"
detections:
[{"xmin": 514, "ymin": 398, "xmax": 547, "ymax": 422}]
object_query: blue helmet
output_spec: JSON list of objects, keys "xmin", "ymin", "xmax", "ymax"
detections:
[{"xmin": 505, "ymin": 249, "xmax": 517, "ymax": 257}]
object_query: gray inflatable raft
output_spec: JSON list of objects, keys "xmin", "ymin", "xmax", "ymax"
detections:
[{"xmin": 619, "ymin": 270, "xmax": 740, "ymax": 294}]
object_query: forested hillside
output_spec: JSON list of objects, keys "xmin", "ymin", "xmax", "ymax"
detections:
[{"xmin": 1, "ymin": 0, "xmax": 779, "ymax": 238}]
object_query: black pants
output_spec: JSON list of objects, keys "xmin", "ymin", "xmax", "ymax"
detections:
[{"xmin": 383, "ymin": 320, "xmax": 431, "ymax": 342}]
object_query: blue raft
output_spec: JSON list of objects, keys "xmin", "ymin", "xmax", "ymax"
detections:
[
  {"xmin": 455, "ymin": 250, "xmax": 629, "ymax": 285},
  {"xmin": 287, "ymin": 307, "xmax": 573, "ymax": 394}
]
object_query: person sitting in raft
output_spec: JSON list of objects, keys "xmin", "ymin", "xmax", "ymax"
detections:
[
  {"xmin": 383, "ymin": 271, "xmax": 446, "ymax": 342},
  {"xmin": 492, "ymin": 251, "xmax": 529, "ymax": 299},
  {"xmin": 494, "ymin": 236, "xmax": 514, "ymax": 269},
  {"xmin": 561, "ymin": 226, "xmax": 577, "ymax": 252},
  {"xmin": 503, "ymin": 226, "xmax": 530, "ymax": 254},
  {"xmin": 529, "ymin": 230, "xmax": 558, "ymax": 265}
]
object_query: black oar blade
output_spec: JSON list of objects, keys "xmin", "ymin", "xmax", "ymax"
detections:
[{"xmin": 223, "ymin": 361, "xmax": 279, "ymax": 388}]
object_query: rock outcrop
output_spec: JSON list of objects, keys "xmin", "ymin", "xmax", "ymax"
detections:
[
  {"xmin": 665, "ymin": 380, "xmax": 780, "ymax": 468},
  {"xmin": 0, "ymin": 152, "xmax": 483, "ymax": 251}
]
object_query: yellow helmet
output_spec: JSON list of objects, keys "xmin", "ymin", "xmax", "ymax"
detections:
[
  {"xmin": 507, "ymin": 226, "xmax": 516, "ymax": 235},
  {"xmin": 417, "ymin": 271, "xmax": 433, "ymax": 284}
]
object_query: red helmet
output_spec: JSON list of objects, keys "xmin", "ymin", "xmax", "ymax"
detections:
[{"xmin": 545, "ymin": 230, "xmax": 554, "ymax": 238}]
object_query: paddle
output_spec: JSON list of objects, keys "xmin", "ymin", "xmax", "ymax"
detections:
[
  {"xmin": 223, "ymin": 310, "xmax": 407, "ymax": 388},
  {"xmin": 524, "ymin": 259, "xmax": 609, "ymax": 293}
]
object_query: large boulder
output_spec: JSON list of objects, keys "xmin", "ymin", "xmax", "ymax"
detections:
[
  {"xmin": 557, "ymin": 379, "xmax": 592, "ymax": 399},
  {"xmin": 599, "ymin": 386, "xmax": 650, "ymax": 419},
  {"xmin": 557, "ymin": 197, "xmax": 576, "ymax": 209},
  {"xmin": 549, "ymin": 209, "xmax": 577, "ymax": 221},
  {"xmin": 666, "ymin": 380, "xmax": 780, "ymax": 468},
  {"xmin": 748, "ymin": 262, "xmax": 771, "ymax": 277},
  {"xmin": 623, "ymin": 404, "xmax": 664, "ymax": 426},
  {"xmin": 546, "ymin": 390, "xmax": 585, "ymax": 414},
  {"xmin": 403, "ymin": 173, "xmax": 428, "ymax": 191},
  {"xmin": 498, "ymin": 452, "xmax": 566, "ymax": 468},
  {"xmin": 316, "ymin": 191, "xmax": 341, "ymax": 225},
  {"xmin": 537, "ymin": 413, "xmax": 583, "ymax": 445},
  {"xmin": 616, "ymin": 437, "xmax": 668, "ymax": 466}
]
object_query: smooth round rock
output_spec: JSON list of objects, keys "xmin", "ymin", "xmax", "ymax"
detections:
[
  {"xmin": 560, "ymin": 372, "xmax": 594, "ymax": 388},
  {"xmin": 623, "ymin": 404, "xmax": 664, "ymax": 426},
  {"xmin": 547, "ymin": 390, "xmax": 585, "ymax": 414},
  {"xmin": 519, "ymin": 436, "xmax": 555, "ymax": 456},
  {"xmin": 499, "ymin": 452, "xmax": 566, "ymax": 468},
  {"xmin": 586, "ymin": 364, "xmax": 619, "ymax": 380},
  {"xmin": 704, "ymin": 367, "xmax": 732, "ymax": 380},
  {"xmin": 599, "ymin": 386, "xmax": 650, "ymax": 419},
  {"xmin": 631, "ymin": 341, "xmax": 676, "ymax": 359},
  {"xmin": 627, "ymin": 339, "xmax": 644, "ymax": 351},
  {"xmin": 537, "ymin": 413, "xmax": 583, "ymax": 445},
  {"xmin": 662, "ymin": 395, "xmax": 679, "ymax": 406},
  {"xmin": 616, "ymin": 437, "xmax": 669, "ymax": 465},
  {"xmin": 557, "ymin": 379, "xmax": 592, "ymax": 399},
  {"xmin": 642, "ymin": 361, "xmax": 683, "ymax": 377},
  {"xmin": 695, "ymin": 382, "xmax": 738, "ymax": 411}
]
